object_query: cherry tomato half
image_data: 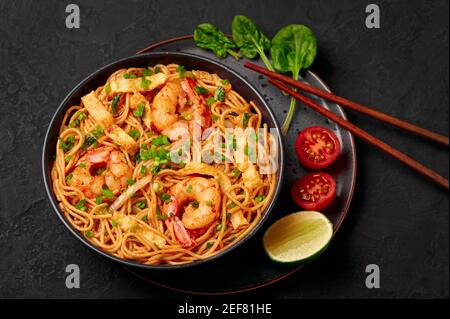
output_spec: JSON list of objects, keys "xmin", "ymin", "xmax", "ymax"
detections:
[
  {"xmin": 295, "ymin": 126, "xmax": 341, "ymax": 170},
  {"xmin": 291, "ymin": 172, "xmax": 336, "ymax": 211}
]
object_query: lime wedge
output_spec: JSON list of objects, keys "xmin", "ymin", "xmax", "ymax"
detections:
[{"xmin": 263, "ymin": 211, "xmax": 333, "ymax": 264}]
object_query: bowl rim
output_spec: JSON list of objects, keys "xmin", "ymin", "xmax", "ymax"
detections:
[{"xmin": 42, "ymin": 51, "xmax": 285, "ymax": 270}]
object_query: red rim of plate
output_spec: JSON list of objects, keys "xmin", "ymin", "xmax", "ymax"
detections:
[{"xmin": 125, "ymin": 34, "xmax": 357, "ymax": 296}]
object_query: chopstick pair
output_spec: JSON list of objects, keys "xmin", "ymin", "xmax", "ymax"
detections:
[{"xmin": 244, "ymin": 62, "xmax": 449, "ymax": 190}]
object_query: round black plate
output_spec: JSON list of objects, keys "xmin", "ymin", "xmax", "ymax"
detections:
[{"xmin": 126, "ymin": 36, "xmax": 357, "ymax": 294}]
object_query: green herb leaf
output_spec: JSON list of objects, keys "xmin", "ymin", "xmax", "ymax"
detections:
[
  {"xmin": 231, "ymin": 15, "xmax": 273, "ymax": 69},
  {"xmin": 193, "ymin": 23, "xmax": 240, "ymax": 59},
  {"xmin": 271, "ymin": 24, "xmax": 317, "ymax": 134}
]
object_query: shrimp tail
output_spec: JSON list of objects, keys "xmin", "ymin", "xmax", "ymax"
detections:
[{"xmin": 172, "ymin": 217, "xmax": 196, "ymax": 248}]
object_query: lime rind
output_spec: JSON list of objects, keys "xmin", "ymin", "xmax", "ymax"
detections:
[{"xmin": 263, "ymin": 211, "xmax": 333, "ymax": 264}]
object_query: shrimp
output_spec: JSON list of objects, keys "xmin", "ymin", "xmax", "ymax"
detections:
[
  {"xmin": 162, "ymin": 177, "xmax": 221, "ymax": 247},
  {"xmin": 151, "ymin": 78, "xmax": 211, "ymax": 141},
  {"xmin": 69, "ymin": 146, "xmax": 132, "ymax": 198},
  {"xmin": 152, "ymin": 80, "xmax": 183, "ymax": 132}
]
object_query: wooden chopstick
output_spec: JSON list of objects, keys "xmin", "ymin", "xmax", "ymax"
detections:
[
  {"xmin": 245, "ymin": 62, "xmax": 449, "ymax": 146},
  {"xmin": 268, "ymin": 78, "xmax": 449, "ymax": 190}
]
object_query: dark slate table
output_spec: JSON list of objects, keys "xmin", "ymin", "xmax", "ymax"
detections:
[{"xmin": 0, "ymin": 0, "xmax": 448, "ymax": 298}]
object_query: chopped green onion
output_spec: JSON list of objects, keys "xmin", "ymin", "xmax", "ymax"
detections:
[
  {"xmin": 176, "ymin": 65, "xmax": 185, "ymax": 78},
  {"xmin": 207, "ymin": 97, "xmax": 216, "ymax": 107},
  {"xmin": 152, "ymin": 135, "xmax": 170, "ymax": 146},
  {"xmin": 242, "ymin": 112, "xmax": 250, "ymax": 127},
  {"xmin": 140, "ymin": 164, "xmax": 146, "ymax": 174},
  {"xmin": 66, "ymin": 173, "xmax": 73, "ymax": 184},
  {"xmin": 233, "ymin": 167, "xmax": 241, "ymax": 178},
  {"xmin": 143, "ymin": 68, "xmax": 152, "ymax": 76},
  {"xmin": 75, "ymin": 199, "xmax": 86, "ymax": 211},
  {"xmin": 221, "ymin": 79, "xmax": 230, "ymax": 85},
  {"xmin": 206, "ymin": 242, "xmax": 214, "ymax": 249},
  {"xmin": 216, "ymin": 223, "xmax": 223, "ymax": 231},
  {"xmin": 65, "ymin": 155, "xmax": 72, "ymax": 163},
  {"xmin": 255, "ymin": 195, "xmax": 266, "ymax": 203},
  {"xmin": 104, "ymin": 83, "xmax": 111, "ymax": 94},
  {"xmin": 123, "ymin": 73, "xmax": 136, "ymax": 79},
  {"xmin": 156, "ymin": 211, "xmax": 168, "ymax": 220},
  {"xmin": 127, "ymin": 179, "xmax": 135, "ymax": 185},
  {"xmin": 194, "ymin": 86, "xmax": 209, "ymax": 95},
  {"xmin": 212, "ymin": 114, "xmax": 219, "ymax": 122},
  {"xmin": 111, "ymin": 95, "xmax": 121, "ymax": 114},
  {"xmin": 85, "ymin": 230, "xmax": 94, "ymax": 238},
  {"xmin": 141, "ymin": 215, "xmax": 148, "ymax": 222},
  {"xmin": 95, "ymin": 196, "xmax": 102, "ymax": 205},
  {"xmin": 136, "ymin": 200, "xmax": 147, "ymax": 209},
  {"xmin": 160, "ymin": 193, "xmax": 171, "ymax": 203},
  {"xmin": 77, "ymin": 111, "xmax": 87, "ymax": 121},
  {"xmin": 140, "ymin": 76, "xmax": 151, "ymax": 89},
  {"xmin": 102, "ymin": 188, "xmax": 114, "ymax": 199},
  {"xmin": 214, "ymin": 86, "xmax": 225, "ymax": 102},
  {"xmin": 84, "ymin": 135, "xmax": 97, "ymax": 146},
  {"xmin": 129, "ymin": 130, "xmax": 140, "ymax": 139},
  {"xmin": 78, "ymin": 163, "xmax": 86, "ymax": 168},
  {"xmin": 92, "ymin": 125, "xmax": 103, "ymax": 138},
  {"xmin": 205, "ymin": 200, "xmax": 213, "ymax": 206},
  {"xmin": 186, "ymin": 184, "xmax": 193, "ymax": 193},
  {"xmin": 133, "ymin": 103, "xmax": 145, "ymax": 117},
  {"xmin": 69, "ymin": 119, "xmax": 79, "ymax": 128},
  {"xmin": 111, "ymin": 220, "xmax": 118, "ymax": 227},
  {"xmin": 227, "ymin": 202, "xmax": 237, "ymax": 209},
  {"xmin": 154, "ymin": 66, "xmax": 161, "ymax": 74}
]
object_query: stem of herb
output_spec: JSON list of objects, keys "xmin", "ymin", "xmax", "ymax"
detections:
[
  {"xmin": 226, "ymin": 48, "xmax": 241, "ymax": 60},
  {"xmin": 281, "ymin": 70, "xmax": 299, "ymax": 135}
]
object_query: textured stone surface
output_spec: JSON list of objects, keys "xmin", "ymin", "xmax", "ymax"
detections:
[{"xmin": 0, "ymin": 0, "xmax": 448, "ymax": 298}]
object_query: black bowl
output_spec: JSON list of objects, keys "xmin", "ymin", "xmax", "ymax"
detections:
[{"xmin": 42, "ymin": 52, "xmax": 284, "ymax": 269}]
